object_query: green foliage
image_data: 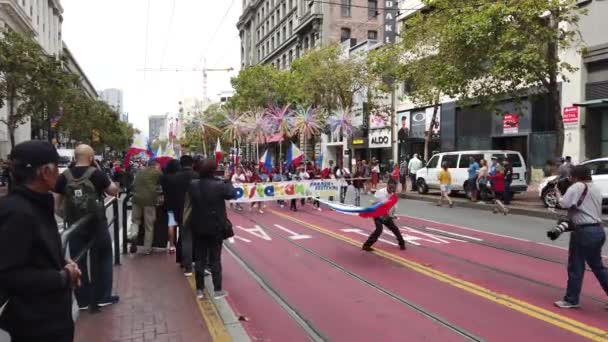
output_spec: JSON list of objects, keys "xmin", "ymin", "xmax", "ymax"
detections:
[{"xmin": 229, "ymin": 64, "xmax": 298, "ymax": 111}]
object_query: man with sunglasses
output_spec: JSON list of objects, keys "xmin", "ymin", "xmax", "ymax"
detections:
[{"xmin": 0, "ymin": 141, "xmax": 81, "ymax": 342}]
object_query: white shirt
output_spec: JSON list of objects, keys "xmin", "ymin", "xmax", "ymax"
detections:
[
  {"xmin": 408, "ymin": 158, "xmax": 423, "ymax": 173},
  {"xmin": 231, "ymin": 173, "xmax": 246, "ymax": 184},
  {"xmin": 559, "ymin": 182, "xmax": 603, "ymax": 225},
  {"xmin": 299, "ymin": 171, "xmax": 310, "ymax": 180},
  {"xmin": 374, "ymin": 188, "xmax": 397, "ymax": 216}
]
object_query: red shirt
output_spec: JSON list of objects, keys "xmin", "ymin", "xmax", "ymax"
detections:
[
  {"xmin": 321, "ymin": 168, "xmax": 332, "ymax": 179},
  {"xmin": 391, "ymin": 168, "xmax": 400, "ymax": 180},
  {"xmin": 489, "ymin": 173, "xmax": 505, "ymax": 192}
]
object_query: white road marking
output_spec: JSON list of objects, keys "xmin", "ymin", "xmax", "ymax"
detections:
[
  {"xmin": 340, "ymin": 228, "xmax": 420, "ymax": 246},
  {"xmin": 398, "ymin": 215, "xmax": 531, "ymax": 242},
  {"xmin": 273, "ymin": 224, "xmax": 312, "ymax": 240},
  {"xmin": 236, "ymin": 225, "xmax": 272, "ymax": 241},
  {"xmin": 424, "ymin": 227, "xmax": 484, "ymax": 242},
  {"xmin": 401, "ymin": 226, "xmax": 465, "ymax": 244}
]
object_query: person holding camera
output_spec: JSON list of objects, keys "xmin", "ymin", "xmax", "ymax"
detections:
[{"xmin": 553, "ymin": 165, "xmax": 608, "ymax": 309}]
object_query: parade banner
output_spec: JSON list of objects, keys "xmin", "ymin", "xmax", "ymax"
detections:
[{"xmin": 230, "ymin": 179, "xmax": 340, "ymax": 203}]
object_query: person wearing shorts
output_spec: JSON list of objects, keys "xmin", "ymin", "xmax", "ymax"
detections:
[{"xmin": 437, "ymin": 162, "xmax": 453, "ymax": 207}]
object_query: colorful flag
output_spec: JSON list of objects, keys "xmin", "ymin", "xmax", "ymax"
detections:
[
  {"xmin": 285, "ymin": 142, "xmax": 304, "ymax": 169},
  {"xmin": 259, "ymin": 149, "xmax": 272, "ymax": 173}
]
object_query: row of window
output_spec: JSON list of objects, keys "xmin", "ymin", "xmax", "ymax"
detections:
[
  {"xmin": 340, "ymin": 27, "xmax": 378, "ymax": 42},
  {"xmin": 257, "ymin": 0, "xmax": 294, "ymax": 32},
  {"xmin": 341, "ymin": 0, "xmax": 379, "ymax": 19}
]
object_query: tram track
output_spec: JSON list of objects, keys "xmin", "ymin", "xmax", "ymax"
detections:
[
  {"xmin": 292, "ymin": 207, "xmax": 608, "ymax": 306},
  {"xmin": 231, "ymin": 210, "xmax": 486, "ymax": 342}
]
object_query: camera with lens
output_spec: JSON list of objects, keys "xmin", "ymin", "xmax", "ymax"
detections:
[{"xmin": 547, "ymin": 218, "xmax": 574, "ymax": 241}]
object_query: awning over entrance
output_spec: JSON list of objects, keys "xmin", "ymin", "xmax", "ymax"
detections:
[{"xmin": 574, "ymin": 98, "xmax": 608, "ymax": 108}]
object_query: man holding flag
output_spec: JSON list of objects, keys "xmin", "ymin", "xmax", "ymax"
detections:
[{"xmin": 360, "ymin": 179, "xmax": 406, "ymax": 252}]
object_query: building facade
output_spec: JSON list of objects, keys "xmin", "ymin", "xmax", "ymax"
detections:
[
  {"xmin": 238, "ymin": 0, "xmax": 386, "ymax": 70},
  {"xmin": 394, "ymin": 0, "xmax": 608, "ymax": 180},
  {"xmin": 0, "ymin": 0, "xmax": 65, "ymax": 157},
  {"xmin": 149, "ymin": 114, "xmax": 168, "ymax": 143},
  {"xmin": 99, "ymin": 88, "xmax": 124, "ymax": 118}
]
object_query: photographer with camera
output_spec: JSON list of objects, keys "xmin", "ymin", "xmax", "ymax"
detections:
[{"xmin": 551, "ymin": 165, "xmax": 608, "ymax": 309}]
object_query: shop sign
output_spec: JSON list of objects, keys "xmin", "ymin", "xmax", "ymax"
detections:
[
  {"xmin": 503, "ymin": 113, "xmax": 519, "ymax": 134},
  {"xmin": 369, "ymin": 128, "xmax": 391, "ymax": 148},
  {"xmin": 383, "ymin": 0, "xmax": 399, "ymax": 43},
  {"xmin": 369, "ymin": 109, "xmax": 390, "ymax": 129},
  {"xmin": 352, "ymin": 139, "xmax": 365, "ymax": 145},
  {"xmin": 563, "ymin": 106, "xmax": 579, "ymax": 125}
]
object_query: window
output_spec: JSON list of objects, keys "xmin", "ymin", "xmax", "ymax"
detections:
[
  {"xmin": 271, "ymin": 15, "xmax": 274, "ymax": 27},
  {"xmin": 262, "ymin": 45, "xmax": 265, "ymax": 56},
  {"xmin": 289, "ymin": 50, "xmax": 293, "ymax": 62},
  {"xmin": 30, "ymin": 5, "xmax": 32, "ymax": 16},
  {"xmin": 441, "ymin": 155, "xmax": 459, "ymax": 169},
  {"xmin": 368, "ymin": 0, "xmax": 378, "ymax": 18},
  {"xmin": 276, "ymin": 9, "xmax": 280, "ymax": 21},
  {"xmin": 282, "ymin": 2, "xmax": 286, "ymax": 15},
  {"xmin": 506, "ymin": 153, "xmax": 523, "ymax": 167},
  {"xmin": 426, "ymin": 155, "xmax": 440, "ymax": 169},
  {"xmin": 458, "ymin": 154, "xmax": 484, "ymax": 168},
  {"xmin": 271, "ymin": 36, "xmax": 275, "ymax": 49},
  {"xmin": 303, "ymin": 36, "xmax": 309, "ymax": 49},
  {"xmin": 258, "ymin": 48, "xmax": 261, "ymax": 59},
  {"xmin": 277, "ymin": 31, "xmax": 281, "ymax": 43},
  {"xmin": 288, "ymin": 20, "xmax": 293, "ymax": 35},
  {"xmin": 340, "ymin": 27, "xmax": 351, "ymax": 42},
  {"xmin": 257, "ymin": 30, "xmax": 260, "ymax": 40},
  {"xmin": 341, "ymin": 0, "xmax": 351, "ymax": 17},
  {"xmin": 587, "ymin": 161, "xmax": 608, "ymax": 176},
  {"xmin": 282, "ymin": 26, "xmax": 286, "ymax": 41},
  {"xmin": 367, "ymin": 30, "xmax": 377, "ymax": 40},
  {"xmin": 282, "ymin": 54, "xmax": 287, "ymax": 69}
]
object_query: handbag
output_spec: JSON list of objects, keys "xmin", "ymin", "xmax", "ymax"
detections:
[{"xmin": 223, "ymin": 215, "xmax": 235, "ymax": 240}]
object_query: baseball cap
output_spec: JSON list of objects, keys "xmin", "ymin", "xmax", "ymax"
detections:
[{"xmin": 11, "ymin": 140, "xmax": 59, "ymax": 168}]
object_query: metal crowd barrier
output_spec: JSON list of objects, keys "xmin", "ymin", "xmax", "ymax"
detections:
[
  {"xmin": 60, "ymin": 196, "xmax": 121, "ymax": 265},
  {"xmin": 122, "ymin": 191, "xmax": 133, "ymax": 255}
]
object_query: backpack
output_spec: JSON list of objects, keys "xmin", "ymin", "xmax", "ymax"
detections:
[{"xmin": 63, "ymin": 167, "xmax": 103, "ymax": 225}]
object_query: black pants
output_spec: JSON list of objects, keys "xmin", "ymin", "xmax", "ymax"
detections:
[
  {"xmin": 409, "ymin": 174, "xmax": 417, "ymax": 191},
  {"xmin": 364, "ymin": 216, "xmax": 405, "ymax": 247},
  {"xmin": 11, "ymin": 329, "xmax": 74, "ymax": 342},
  {"xmin": 290, "ymin": 199, "xmax": 297, "ymax": 211},
  {"xmin": 504, "ymin": 181, "xmax": 512, "ymax": 204},
  {"xmin": 177, "ymin": 223, "xmax": 194, "ymax": 271},
  {"xmin": 68, "ymin": 222, "xmax": 113, "ymax": 307},
  {"xmin": 194, "ymin": 235, "xmax": 223, "ymax": 292},
  {"xmin": 340, "ymin": 186, "xmax": 348, "ymax": 203}
]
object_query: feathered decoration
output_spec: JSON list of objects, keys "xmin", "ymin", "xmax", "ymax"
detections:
[
  {"xmin": 242, "ymin": 110, "xmax": 272, "ymax": 143},
  {"xmin": 294, "ymin": 105, "xmax": 322, "ymax": 139},
  {"xmin": 222, "ymin": 111, "xmax": 248, "ymax": 142},
  {"xmin": 328, "ymin": 106, "xmax": 354, "ymax": 137},
  {"xmin": 265, "ymin": 104, "xmax": 294, "ymax": 138}
]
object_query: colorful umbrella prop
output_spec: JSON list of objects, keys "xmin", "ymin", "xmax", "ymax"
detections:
[{"xmin": 327, "ymin": 106, "xmax": 354, "ymax": 137}]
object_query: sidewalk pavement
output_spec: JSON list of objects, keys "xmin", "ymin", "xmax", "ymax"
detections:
[{"xmin": 74, "ymin": 253, "xmax": 242, "ymax": 342}]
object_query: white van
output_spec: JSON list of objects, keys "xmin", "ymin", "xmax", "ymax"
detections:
[{"xmin": 415, "ymin": 150, "xmax": 528, "ymax": 194}]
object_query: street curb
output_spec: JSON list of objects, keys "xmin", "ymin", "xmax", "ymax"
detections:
[
  {"xmin": 399, "ymin": 193, "xmax": 608, "ymax": 225},
  {"xmin": 204, "ymin": 276, "xmax": 251, "ymax": 342}
]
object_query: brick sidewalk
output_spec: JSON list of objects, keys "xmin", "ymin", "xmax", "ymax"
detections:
[{"xmin": 74, "ymin": 253, "xmax": 213, "ymax": 342}]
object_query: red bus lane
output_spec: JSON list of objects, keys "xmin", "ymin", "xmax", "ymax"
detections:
[
  {"xmin": 258, "ymin": 205, "xmax": 607, "ymax": 341},
  {"xmin": 290, "ymin": 207, "xmax": 608, "ymax": 333},
  {"xmin": 226, "ymin": 211, "xmax": 469, "ymax": 341},
  {"xmin": 221, "ymin": 250, "xmax": 312, "ymax": 342},
  {"xmin": 317, "ymin": 209, "xmax": 608, "ymax": 303}
]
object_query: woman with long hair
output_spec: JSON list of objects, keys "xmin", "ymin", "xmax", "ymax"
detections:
[{"xmin": 161, "ymin": 159, "xmax": 182, "ymax": 253}]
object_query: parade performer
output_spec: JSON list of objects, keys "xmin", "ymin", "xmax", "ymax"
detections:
[{"xmin": 323, "ymin": 179, "xmax": 406, "ymax": 251}]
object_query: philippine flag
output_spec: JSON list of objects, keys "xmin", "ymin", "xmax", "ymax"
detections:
[
  {"xmin": 123, "ymin": 133, "xmax": 151, "ymax": 168},
  {"xmin": 285, "ymin": 142, "xmax": 304, "ymax": 169},
  {"xmin": 259, "ymin": 149, "xmax": 272, "ymax": 173},
  {"xmin": 214, "ymin": 138, "xmax": 223, "ymax": 166}
]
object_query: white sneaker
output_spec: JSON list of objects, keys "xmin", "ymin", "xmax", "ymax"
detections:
[
  {"xmin": 214, "ymin": 290, "xmax": 228, "ymax": 299},
  {"xmin": 196, "ymin": 290, "xmax": 205, "ymax": 300},
  {"xmin": 554, "ymin": 300, "xmax": 580, "ymax": 309},
  {"xmin": 184, "ymin": 271, "xmax": 193, "ymax": 277},
  {"xmin": 204, "ymin": 269, "xmax": 211, "ymax": 275}
]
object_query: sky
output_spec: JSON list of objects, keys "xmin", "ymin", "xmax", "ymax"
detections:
[{"xmin": 61, "ymin": 0, "xmax": 242, "ymax": 134}]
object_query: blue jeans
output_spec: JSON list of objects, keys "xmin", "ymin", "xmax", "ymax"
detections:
[{"xmin": 564, "ymin": 224, "xmax": 608, "ymax": 305}]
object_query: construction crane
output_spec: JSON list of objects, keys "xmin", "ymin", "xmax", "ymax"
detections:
[{"xmin": 136, "ymin": 66, "xmax": 234, "ymax": 102}]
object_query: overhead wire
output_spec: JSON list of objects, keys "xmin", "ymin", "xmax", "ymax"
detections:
[
  {"xmin": 142, "ymin": 0, "xmax": 152, "ymax": 80},
  {"xmin": 195, "ymin": 0, "xmax": 237, "ymax": 68},
  {"xmin": 160, "ymin": 0, "xmax": 177, "ymax": 69}
]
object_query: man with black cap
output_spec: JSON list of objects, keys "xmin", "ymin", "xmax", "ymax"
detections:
[{"xmin": 0, "ymin": 140, "xmax": 82, "ymax": 342}]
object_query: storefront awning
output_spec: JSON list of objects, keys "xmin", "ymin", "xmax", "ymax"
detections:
[{"xmin": 574, "ymin": 99, "xmax": 608, "ymax": 108}]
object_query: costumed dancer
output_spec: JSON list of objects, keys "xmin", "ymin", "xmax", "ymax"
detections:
[{"xmin": 361, "ymin": 179, "xmax": 406, "ymax": 252}]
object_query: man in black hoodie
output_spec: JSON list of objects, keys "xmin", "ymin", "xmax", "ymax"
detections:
[{"xmin": 0, "ymin": 140, "xmax": 81, "ymax": 342}]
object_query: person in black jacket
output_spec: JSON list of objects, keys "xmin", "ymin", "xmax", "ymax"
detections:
[
  {"xmin": 166, "ymin": 156, "xmax": 199, "ymax": 275},
  {"xmin": 0, "ymin": 140, "xmax": 82, "ymax": 342},
  {"xmin": 183, "ymin": 159, "xmax": 235, "ymax": 300}
]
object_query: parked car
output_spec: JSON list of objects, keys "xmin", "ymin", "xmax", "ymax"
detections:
[
  {"xmin": 415, "ymin": 150, "xmax": 528, "ymax": 195},
  {"xmin": 539, "ymin": 157, "xmax": 608, "ymax": 207}
]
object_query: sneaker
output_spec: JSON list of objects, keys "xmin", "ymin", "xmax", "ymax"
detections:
[
  {"xmin": 78, "ymin": 305, "xmax": 89, "ymax": 311},
  {"xmin": 554, "ymin": 300, "xmax": 580, "ymax": 309},
  {"xmin": 317, "ymin": 207, "xmax": 322, "ymax": 212},
  {"xmin": 449, "ymin": 203, "xmax": 454, "ymax": 208},
  {"xmin": 184, "ymin": 268, "xmax": 193, "ymax": 277},
  {"xmin": 196, "ymin": 290, "xmax": 205, "ymax": 300},
  {"xmin": 98, "ymin": 296, "xmax": 120, "ymax": 307},
  {"xmin": 362, "ymin": 245, "xmax": 374, "ymax": 252},
  {"xmin": 214, "ymin": 290, "xmax": 228, "ymax": 299},
  {"xmin": 204, "ymin": 269, "xmax": 211, "ymax": 275}
]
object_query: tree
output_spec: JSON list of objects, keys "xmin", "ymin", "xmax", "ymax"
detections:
[
  {"xmin": 230, "ymin": 65, "xmax": 298, "ymax": 111},
  {"xmin": 407, "ymin": 0, "xmax": 584, "ymax": 157},
  {"xmin": 291, "ymin": 45, "xmax": 369, "ymax": 112},
  {"xmin": 0, "ymin": 30, "xmax": 47, "ymax": 148}
]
